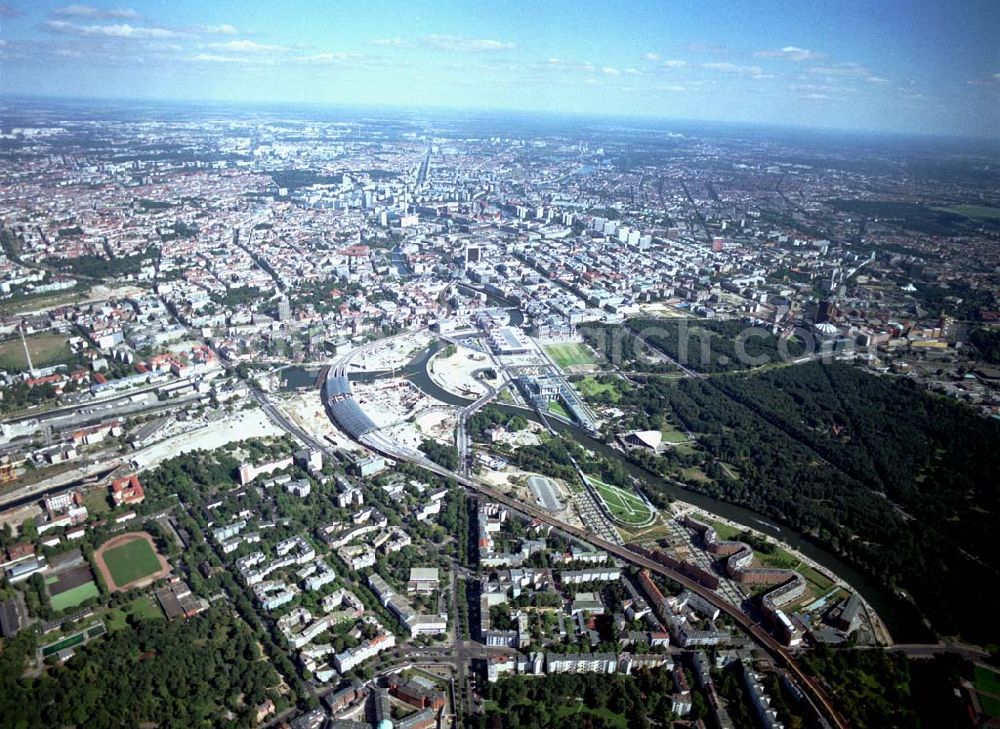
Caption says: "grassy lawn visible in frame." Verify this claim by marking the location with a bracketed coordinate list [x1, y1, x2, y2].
[704, 518, 743, 542]
[980, 693, 1000, 719]
[544, 341, 598, 369]
[587, 476, 653, 526]
[552, 702, 629, 728]
[661, 422, 690, 444]
[576, 375, 626, 402]
[548, 400, 571, 418]
[933, 204, 1000, 222]
[82, 487, 111, 515]
[681, 466, 711, 483]
[49, 581, 99, 612]
[976, 665, 1000, 697]
[799, 565, 835, 594]
[104, 595, 164, 631]
[102, 538, 162, 586]
[0, 331, 73, 371]
[0, 287, 86, 316]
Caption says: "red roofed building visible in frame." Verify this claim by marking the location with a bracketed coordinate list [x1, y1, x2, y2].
[110, 474, 145, 506]
[70, 370, 90, 384]
[5, 542, 35, 564]
[26, 374, 64, 389]
[342, 245, 370, 257]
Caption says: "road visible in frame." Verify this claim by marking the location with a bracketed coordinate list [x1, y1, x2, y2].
[315, 357, 849, 729]
[455, 380, 511, 475]
[251, 390, 337, 460]
[0, 459, 121, 510]
[312, 323, 854, 727]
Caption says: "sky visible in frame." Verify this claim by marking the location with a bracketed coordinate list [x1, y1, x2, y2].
[0, 0, 998, 138]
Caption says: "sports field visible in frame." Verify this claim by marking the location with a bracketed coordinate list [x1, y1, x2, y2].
[49, 581, 100, 611]
[977, 665, 1000, 695]
[586, 476, 654, 526]
[96, 533, 168, 590]
[46, 564, 100, 611]
[0, 331, 72, 371]
[544, 342, 597, 369]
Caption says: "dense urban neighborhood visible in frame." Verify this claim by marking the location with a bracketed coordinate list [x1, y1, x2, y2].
[1, 98, 998, 729]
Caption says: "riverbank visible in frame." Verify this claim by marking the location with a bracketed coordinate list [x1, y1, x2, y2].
[674, 501, 894, 646]
[397, 340, 926, 642]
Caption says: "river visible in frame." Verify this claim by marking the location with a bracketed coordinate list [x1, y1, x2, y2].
[382, 342, 928, 642]
[279, 366, 324, 392]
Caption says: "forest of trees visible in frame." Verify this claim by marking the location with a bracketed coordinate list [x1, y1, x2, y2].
[800, 646, 972, 729]
[631, 317, 806, 373]
[0, 380, 63, 414]
[581, 318, 806, 375]
[580, 323, 678, 374]
[419, 438, 459, 470]
[0, 609, 281, 728]
[467, 405, 528, 441]
[473, 669, 684, 729]
[46, 249, 155, 279]
[624, 362, 999, 644]
[970, 327, 1000, 364]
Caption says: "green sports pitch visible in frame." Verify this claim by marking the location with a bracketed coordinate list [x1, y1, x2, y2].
[49, 581, 99, 612]
[587, 477, 654, 526]
[544, 342, 597, 369]
[103, 538, 162, 587]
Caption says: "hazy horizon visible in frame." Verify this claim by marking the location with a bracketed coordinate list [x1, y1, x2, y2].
[0, 0, 997, 139]
[4, 92, 1000, 150]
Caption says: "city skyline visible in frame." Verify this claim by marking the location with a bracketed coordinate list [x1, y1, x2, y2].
[1, 0, 998, 138]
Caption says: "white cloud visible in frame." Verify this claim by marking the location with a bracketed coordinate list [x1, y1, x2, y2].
[866, 76, 890, 84]
[41, 19, 188, 39]
[802, 93, 831, 100]
[967, 72, 1000, 87]
[190, 53, 254, 64]
[755, 46, 825, 62]
[790, 83, 853, 97]
[602, 66, 620, 76]
[198, 24, 238, 35]
[300, 51, 362, 64]
[662, 59, 687, 68]
[643, 52, 661, 61]
[419, 34, 515, 52]
[684, 41, 729, 54]
[702, 62, 768, 78]
[52, 5, 140, 20]
[203, 39, 288, 54]
[369, 38, 409, 47]
[807, 61, 871, 78]
[541, 58, 598, 74]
